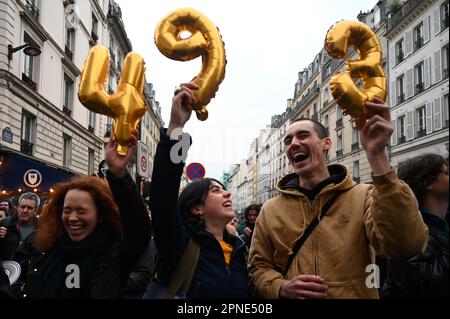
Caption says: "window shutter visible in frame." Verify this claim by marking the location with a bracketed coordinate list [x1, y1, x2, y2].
[424, 16, 430, 43]
[426, 102, 433, 134]
[390, 44, 396, 67]
[424, 56, 431, 89]
[434, 50, 442, 83]
[406, 110, 414, 140]
[433, 8, 440, 35]
[390, 80, 396, 106]
[434, 98, 442, 130]
[405, 31, 413, 56]
[406, 68, 414, 98]
[391, 118, 397, 146]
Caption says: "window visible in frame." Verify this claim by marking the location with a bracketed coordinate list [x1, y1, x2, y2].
[398, 115, 406, 143]
[395, 39, 404, 64]
[396, 75, 405, 104]
[441, 0, 449, 31]
[352, 126, 359, 151]
[442, 44, 449, 78]
[336, 134, 343, 158]
[65, 27, 75, 59]
[415, 106, 426, 138]
[105, 117, 113, 137]
[88, 111, 95, 133]
[63, 134, 72, 167]
[21, 112, 35, 156]
[336, 107, 343, 128]
[326, 64, 331, 76]
[413, 22, 424, 51]
[22, 34, 40, 89]
[63, 74, 74, 116]
[91, 13, 98, 42]
[88, 148, 95, 175]
[414, 62, 424, 94]
[353, 161, 360, 183]
[324, 114, 329, 134]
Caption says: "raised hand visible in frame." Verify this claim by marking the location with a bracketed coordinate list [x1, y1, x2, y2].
[358, 97, 393, 175]
[105, 128, 138, 177]
[167, 82, 199, 136]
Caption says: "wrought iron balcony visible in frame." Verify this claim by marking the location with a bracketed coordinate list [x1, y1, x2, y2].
[63, 106, 72, 117]
[397, 93, 405, 104]
[65, 45, 73, 60]
[336, 149, 343, 158]
[351, 142, 359, 151]
[336, 118, 343, 129]
[22, 73, 37, 90]
[442, 17, 449, 30]
[414, 37, 423, 51]
[398, 135, 406, 144]
[21, 139, 33, 156]
[415, 83, 424, 95]
[353, 176, 360, 183]
[26, 0, 39, 20]
[88, 125, 94, 133]
[396, 50, 404, 65]
[416, 128, 426, 138]
[104, 123, 113, 137]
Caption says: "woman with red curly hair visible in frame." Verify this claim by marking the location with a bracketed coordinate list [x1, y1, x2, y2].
[13, 131, 151, 299]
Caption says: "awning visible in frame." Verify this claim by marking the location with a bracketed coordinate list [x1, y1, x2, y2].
[0, 152, 75, 192]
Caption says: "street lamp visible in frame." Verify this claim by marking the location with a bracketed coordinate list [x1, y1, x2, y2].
[8, 43, 41, 60]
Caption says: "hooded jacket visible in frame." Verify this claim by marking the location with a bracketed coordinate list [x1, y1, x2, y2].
[248, 164, 428, 299]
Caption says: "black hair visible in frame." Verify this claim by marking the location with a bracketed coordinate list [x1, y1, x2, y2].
[290, 118, 329, 138]
[178, 178, 225, 227]
[397, 153, 447, 208]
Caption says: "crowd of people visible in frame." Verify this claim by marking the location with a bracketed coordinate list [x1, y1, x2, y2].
[0, 82, 447, 299]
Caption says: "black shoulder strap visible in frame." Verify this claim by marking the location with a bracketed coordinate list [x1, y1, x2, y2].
[283, 189, 347, 277]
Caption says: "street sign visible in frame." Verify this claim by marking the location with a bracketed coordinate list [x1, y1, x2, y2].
[137, 141, 149, 178]
[186, 162, 205, 181]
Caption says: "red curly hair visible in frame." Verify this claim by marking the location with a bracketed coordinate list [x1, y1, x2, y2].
[34, 176, 122, 251]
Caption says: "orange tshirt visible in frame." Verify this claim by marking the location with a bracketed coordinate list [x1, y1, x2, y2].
[219, 240, 233, 267]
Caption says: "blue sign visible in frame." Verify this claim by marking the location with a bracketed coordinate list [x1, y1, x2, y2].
[2, 127, 13, 143]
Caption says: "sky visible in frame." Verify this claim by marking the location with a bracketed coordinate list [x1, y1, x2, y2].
[115, 0, 378, 180]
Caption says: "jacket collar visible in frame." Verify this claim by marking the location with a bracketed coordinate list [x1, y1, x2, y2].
[277, 164, 355, 199]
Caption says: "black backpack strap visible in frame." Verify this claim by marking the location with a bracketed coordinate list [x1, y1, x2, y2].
[283, 190, 347, 277]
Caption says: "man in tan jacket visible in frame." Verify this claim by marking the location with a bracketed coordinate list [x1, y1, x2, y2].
[248, 98, 428, 299]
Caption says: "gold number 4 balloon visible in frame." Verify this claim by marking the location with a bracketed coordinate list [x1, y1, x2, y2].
[78, 45, 147, 155]
[154, 7, 227, 121]
[324, 20, 386, 128]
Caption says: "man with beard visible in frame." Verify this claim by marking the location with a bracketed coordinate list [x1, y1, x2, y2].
[248, 98, 428, 299]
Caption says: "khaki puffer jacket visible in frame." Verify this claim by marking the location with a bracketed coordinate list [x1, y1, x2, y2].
[248, 165, 428, 299]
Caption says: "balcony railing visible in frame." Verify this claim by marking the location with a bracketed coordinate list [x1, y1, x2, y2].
[416, 128, 426, 138]
[311, 113, 318, 121]
[336, 118, 343, 129]
[88, 125, 94, 133]
[21, 139, 33, 156]
[442, 17, 449, 30]
[443, 68, 448, 78]
[414, 37, 424, 51]
[65, 45, 73, 60]
[387, 0, 424, 33]
[22, 73, 37, 90]
[398, 135, 406, 144]
[397, 93, 405, 104]
[415, 83, 424, 95]
[444, 120, 449, 128]
[351, 142, 359, 151]
[336, 149, 343, 158]
[104, 123, 113, 137]
[396, 51, 404, 65]
[63, 106, 72, 117]
[353, 176, 360, 183]
[91, 30, 98, 43]
[26, 0, 39, 21]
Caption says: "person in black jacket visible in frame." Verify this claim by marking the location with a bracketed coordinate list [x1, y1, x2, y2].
[12, 131, 151, 298]
[381, 153, 448, 298]
[150, 82, 250, 299]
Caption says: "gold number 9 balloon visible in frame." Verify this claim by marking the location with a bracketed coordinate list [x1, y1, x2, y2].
[324, 20, 386, 128]
[154, 7, 226, 121]
[78, 45, 147, 155]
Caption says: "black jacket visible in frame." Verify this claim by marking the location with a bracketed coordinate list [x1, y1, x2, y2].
[12, 172, 151, 299]
[150, 129, 250, 299]
[381, 211, 449, 298]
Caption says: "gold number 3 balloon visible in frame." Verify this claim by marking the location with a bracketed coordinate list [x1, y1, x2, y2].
[78, 45, 147, 155]
[324, 20, 386, 128]
[154, 7, 227, 121]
